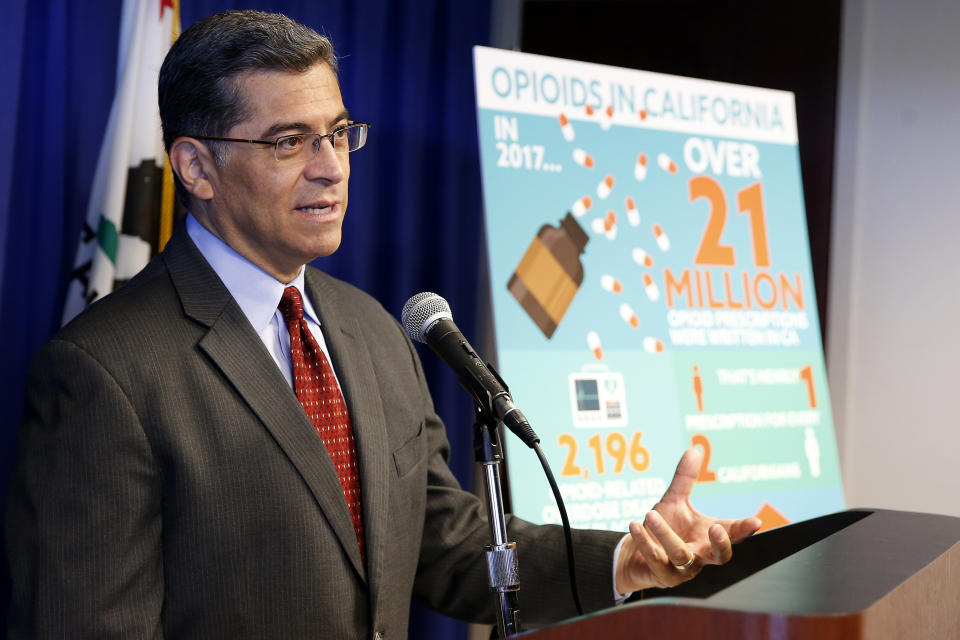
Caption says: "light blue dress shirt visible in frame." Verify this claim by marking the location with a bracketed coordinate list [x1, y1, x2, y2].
[186, 213, 342, 391]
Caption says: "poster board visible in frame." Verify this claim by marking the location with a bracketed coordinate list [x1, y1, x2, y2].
[473, 46, 844, 531]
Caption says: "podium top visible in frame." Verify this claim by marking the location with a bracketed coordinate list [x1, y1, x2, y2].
[521, 509, 960, 640]
[631, 508, 960, 615]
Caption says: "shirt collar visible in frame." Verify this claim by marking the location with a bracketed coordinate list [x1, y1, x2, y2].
[185, 213, 322, 332]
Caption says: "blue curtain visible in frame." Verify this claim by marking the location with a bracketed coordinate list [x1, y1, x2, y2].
[0, 1, 493, 638]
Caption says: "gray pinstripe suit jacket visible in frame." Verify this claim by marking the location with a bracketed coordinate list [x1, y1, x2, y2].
[6, 223, 623, 639]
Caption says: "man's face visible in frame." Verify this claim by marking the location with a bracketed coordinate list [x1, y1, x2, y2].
[200, 62, 350, 282]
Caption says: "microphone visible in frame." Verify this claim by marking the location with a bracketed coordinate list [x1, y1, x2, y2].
[401, 292, 539, 448]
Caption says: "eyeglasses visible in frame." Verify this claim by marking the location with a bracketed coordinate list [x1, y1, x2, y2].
[190, 122, 370, 163]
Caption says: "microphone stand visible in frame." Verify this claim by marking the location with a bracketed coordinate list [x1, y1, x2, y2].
[473, 399, 522, 638]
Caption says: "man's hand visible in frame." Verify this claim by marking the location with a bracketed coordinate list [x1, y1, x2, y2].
[615, 448, 762, 594]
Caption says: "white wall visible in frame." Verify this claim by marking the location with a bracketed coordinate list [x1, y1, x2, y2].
[829, 0, 960, 517]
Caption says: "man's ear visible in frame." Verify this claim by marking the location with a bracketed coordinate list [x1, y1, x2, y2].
[169, 137, 216, 201]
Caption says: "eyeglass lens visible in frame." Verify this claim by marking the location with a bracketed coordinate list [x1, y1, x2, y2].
[274, 124, 368, 162]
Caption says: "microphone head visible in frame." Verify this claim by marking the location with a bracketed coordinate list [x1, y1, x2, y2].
[401, 292, 453, 343]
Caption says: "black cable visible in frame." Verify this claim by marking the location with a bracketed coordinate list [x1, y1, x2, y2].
[533, 441, 584, 617]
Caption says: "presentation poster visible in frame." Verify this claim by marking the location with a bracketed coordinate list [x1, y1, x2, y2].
[473, 46, 844, 532]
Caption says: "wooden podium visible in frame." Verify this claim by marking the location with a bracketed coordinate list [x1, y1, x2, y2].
[521, 509, 960, 639]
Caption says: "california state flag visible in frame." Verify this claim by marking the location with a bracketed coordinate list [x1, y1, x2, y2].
[62, 0, 181, 324]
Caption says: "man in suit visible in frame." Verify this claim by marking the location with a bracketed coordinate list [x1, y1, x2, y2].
[6, 10, 760, 638]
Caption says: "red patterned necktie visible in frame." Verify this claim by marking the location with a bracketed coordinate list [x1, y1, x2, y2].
[278, 286, 364, 559]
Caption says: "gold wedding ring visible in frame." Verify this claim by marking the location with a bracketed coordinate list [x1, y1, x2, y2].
[673, 556, 695, 571]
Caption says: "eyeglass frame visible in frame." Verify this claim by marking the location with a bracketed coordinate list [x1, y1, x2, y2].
[188, 122, 371, 162]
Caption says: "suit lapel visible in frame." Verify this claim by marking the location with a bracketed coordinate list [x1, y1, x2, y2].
[304, 269, 391, 617]
[162, 225, 367, 580]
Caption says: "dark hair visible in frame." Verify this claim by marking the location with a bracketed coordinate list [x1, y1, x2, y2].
[158, 10, 338, 207]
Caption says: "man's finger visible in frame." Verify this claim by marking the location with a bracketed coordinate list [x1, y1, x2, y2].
[707, 523, 733, 564]
[723, 516, 763, 543]
[730, 517, 763, 542]
[628, 519, 668, 567]
[660, 448, 702, 503]
[644, 510, 695, 569]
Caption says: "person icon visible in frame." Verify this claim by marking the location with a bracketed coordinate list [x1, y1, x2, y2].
[693, 364, 704, 412]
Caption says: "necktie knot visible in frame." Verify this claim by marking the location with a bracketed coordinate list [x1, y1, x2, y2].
[279, 286, 304, 322]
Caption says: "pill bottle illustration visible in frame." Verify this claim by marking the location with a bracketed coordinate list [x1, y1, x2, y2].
[507, 212, 589, 338]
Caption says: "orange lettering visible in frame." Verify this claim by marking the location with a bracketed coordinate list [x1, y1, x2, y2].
[780, 272, 804, 309]
[705, 271, 724, 308]
[737, 182, 771, 267]
[723, 271, 743, 308]
[754, 272, 777, 309]
[664, 268, 692, 308]
[691, 176, 735, 266]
